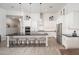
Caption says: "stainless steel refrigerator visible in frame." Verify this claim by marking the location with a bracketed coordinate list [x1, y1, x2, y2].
[56, 23, 62, 44]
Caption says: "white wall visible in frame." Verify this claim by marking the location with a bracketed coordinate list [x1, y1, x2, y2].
[7, 11, 24, 16]
[64, 3, 79, 14]
[43, 13, 56, 31]
[62, 12, 74, 34]
[31, 13, 40, 32]
[0, 8, 6, 40]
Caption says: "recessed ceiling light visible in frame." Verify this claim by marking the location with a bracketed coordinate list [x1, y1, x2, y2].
[40, 3, 42, 4]
[19, 3, 22, 4]
[49, 6, 53, 8]
[11, 6, 14, 8]
[29, 3, 32, 6]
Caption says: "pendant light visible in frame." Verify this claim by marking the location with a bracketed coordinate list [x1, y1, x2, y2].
[26, 3, 31, 20]
[29, 3, 31, 19]
[40, 3, 43, 19]
[49, 16, 54, 21]
[39, 3, 44, 31]
[39, 3, 43, 25]
[19, 3, 22, 21]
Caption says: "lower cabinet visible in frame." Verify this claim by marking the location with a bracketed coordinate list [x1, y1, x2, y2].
[62, 35, 79, 49]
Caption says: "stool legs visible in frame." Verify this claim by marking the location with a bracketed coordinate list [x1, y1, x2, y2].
[9, 37, 46, 47]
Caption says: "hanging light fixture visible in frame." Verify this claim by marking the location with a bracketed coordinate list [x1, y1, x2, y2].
[40, 3, 43, 23]
[19, 3, 22, 21]
[40, 3, 43, 19]
[38, 3, 44, 31]
[26, 3, 31, 20]
[29, 3, 31, 19]
[49, 16, 54, 21]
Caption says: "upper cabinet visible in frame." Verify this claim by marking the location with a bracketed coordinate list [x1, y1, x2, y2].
[62, 11, 79, 34]
[64, 12, 74, 28]
[73, 12, 79, 29]
[64, 12, 79, 29]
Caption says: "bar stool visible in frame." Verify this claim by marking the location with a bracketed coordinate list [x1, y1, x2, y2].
[22, 38, 26, 47]
[28, 37, 35, 47]
[11, 38, 17, 47]
[41, 40, 46, 47]
[40, 37, 46, 43]
[33, 38, 36, 46]
[38, 37, 46, 47]
[15, 38, 19, 45]
[35, 38, 40, 47]
[24, 38, 28, 45]
[22, 39, 26, 44]
[9, 36, 13, 47]
[9, 39, 14, 47]
[26, 38, 30, 46]
[18, 39, 23, 47]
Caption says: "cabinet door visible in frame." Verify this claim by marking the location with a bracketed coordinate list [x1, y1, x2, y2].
[67, 37, 79, 49]
[73, 12, 79, 29]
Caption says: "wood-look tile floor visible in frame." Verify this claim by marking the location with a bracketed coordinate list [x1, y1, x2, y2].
[0, 37, 64, 55]
[59, 49, 79, 55]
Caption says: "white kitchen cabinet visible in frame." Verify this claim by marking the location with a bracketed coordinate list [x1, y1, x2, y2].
[73, 12, 79, 29]
[62, 35, 79, 49]
[64, 11, 79, 28]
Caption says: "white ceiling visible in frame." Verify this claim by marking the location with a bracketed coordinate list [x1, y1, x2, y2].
[0, 3, 66, 13]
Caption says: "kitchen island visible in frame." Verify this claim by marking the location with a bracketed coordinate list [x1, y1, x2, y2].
[62, 34, 79, 49]
[6, 33, 48, 47]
